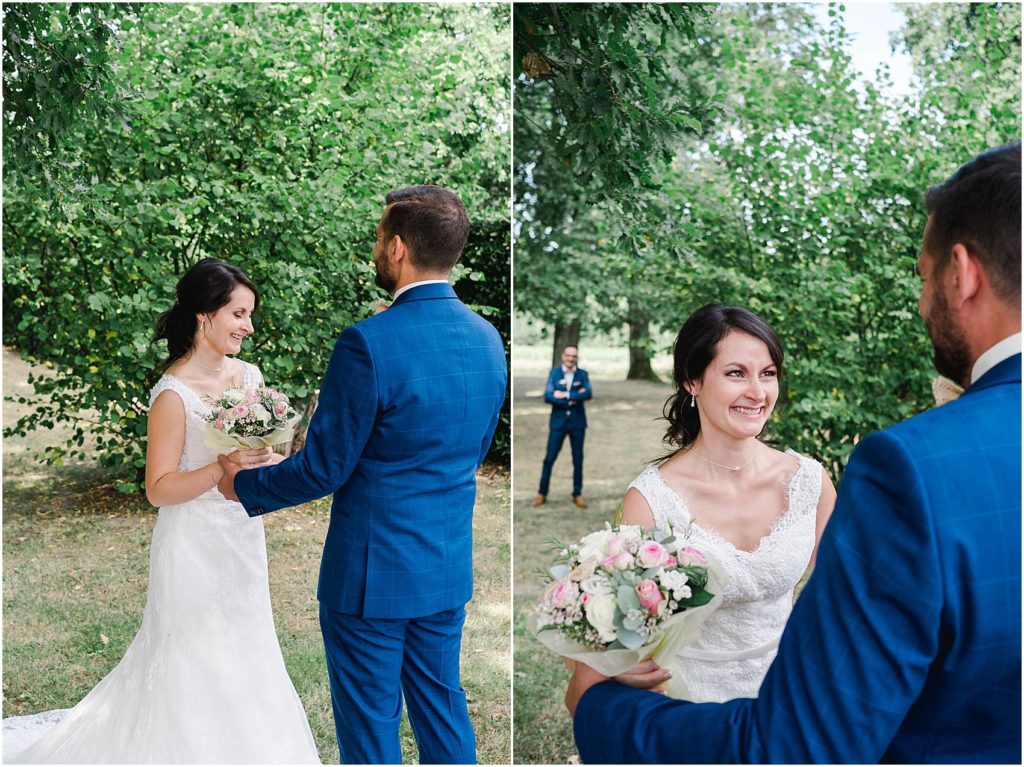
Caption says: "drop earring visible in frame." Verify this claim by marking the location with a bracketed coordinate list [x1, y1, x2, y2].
[690, 394, 696, 408]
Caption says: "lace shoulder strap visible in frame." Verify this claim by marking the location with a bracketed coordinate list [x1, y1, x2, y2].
[238, 359, 263, 389]
[784, 451, 824, 519]
[149, 375, 193, 409]
[627, 465, 693, 531]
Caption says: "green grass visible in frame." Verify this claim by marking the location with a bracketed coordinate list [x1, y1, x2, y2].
[511, 356, 673, 764]
[3, 348, 511, 764]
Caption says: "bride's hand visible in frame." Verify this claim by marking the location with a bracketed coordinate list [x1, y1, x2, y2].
[613, 659, 672, 691]
[226, 448, 275, 468]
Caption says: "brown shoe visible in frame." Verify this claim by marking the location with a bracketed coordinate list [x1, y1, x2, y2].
[572, 496, 587, 508]
[532, 494, 547, 506]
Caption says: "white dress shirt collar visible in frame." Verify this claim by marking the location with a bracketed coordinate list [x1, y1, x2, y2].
[970, 332, 1021, 385]
[393, 279, 449, 300]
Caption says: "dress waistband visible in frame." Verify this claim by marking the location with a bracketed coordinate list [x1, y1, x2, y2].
[676, 635, 780, 661]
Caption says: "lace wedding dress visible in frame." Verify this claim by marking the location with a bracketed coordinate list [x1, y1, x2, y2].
[627, 450, 822, 702]
[4, 362, 320, 764]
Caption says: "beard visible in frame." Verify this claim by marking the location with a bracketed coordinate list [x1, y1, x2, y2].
[373, 254, 398, 293]
[924, 288, 972, 386]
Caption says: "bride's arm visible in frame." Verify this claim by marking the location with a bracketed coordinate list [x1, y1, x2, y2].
[620, 487, 656, 528]
[145, 390, 272, 506]
[808, 467, 837, 571]
[146, 390, 223, 506]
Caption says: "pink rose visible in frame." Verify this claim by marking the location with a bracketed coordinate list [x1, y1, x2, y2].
[233, 405, 249, 418]
[273, 402, 289, 417]
[679, 546, 708, 566]
[637, 541, 669, 568]
[580, 592, 591, 606]
[213, 420, 226, 431]
[547, 578, 579, 609]
[606, 537, 625, 556]
[636, 579, 665, 613]
[664, 555, 677, 568]
[602, 551, 634, 571]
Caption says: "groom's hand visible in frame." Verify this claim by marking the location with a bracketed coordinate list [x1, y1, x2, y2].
[565, 662, 610, 719]
[216, 454, 242, 502]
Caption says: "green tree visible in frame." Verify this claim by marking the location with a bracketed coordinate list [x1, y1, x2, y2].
[4, 3, 510, 487]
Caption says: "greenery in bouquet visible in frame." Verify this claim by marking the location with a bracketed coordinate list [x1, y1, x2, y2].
[535, 523, 716, 651]
[199, 386, 300, 448]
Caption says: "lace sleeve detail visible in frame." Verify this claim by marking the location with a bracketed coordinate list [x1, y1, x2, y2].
[149, 375, 188, 409]
[627, 466, 693, 531]
[239, 360, 264, 389]
[783, 451, 824, 520]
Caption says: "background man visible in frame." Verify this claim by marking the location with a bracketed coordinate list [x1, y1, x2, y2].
[534, 345, 592, 508]
[567, 143, 1022, 763]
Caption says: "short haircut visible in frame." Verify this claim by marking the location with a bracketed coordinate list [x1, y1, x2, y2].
[382, 185, 469, 273]
[925, 142, 1021, 307]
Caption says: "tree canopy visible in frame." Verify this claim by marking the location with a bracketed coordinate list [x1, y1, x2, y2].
[4, 3, 511, 486]
[513, 2, 1021, 475]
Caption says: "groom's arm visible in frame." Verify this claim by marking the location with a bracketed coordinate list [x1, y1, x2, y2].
[233, 326, 377, 516]
[568, 371, 592, 401]
[574, 429, 941, 763]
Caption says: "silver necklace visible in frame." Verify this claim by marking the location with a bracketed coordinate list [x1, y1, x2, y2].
[691, 449, 756, 472]
[191, 358, 225, 373]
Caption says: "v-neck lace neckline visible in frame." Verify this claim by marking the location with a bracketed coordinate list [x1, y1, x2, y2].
[651, 451, 807, 556]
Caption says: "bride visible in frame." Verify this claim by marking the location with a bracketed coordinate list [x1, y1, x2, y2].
[569, 303, 836, 704]
[4, 258, 320, 763]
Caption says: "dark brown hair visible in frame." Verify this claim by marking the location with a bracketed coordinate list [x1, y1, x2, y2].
[381, 185, 469, 272]
[154, 258, 259, 372]
[662, 304, 784, 451]
[924, 141, 1021, 307]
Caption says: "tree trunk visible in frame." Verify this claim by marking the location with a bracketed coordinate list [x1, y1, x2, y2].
[626, 309, 659, 381]
[551, 318, 581, 368]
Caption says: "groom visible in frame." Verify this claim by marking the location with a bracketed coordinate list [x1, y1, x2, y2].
[217, 185, 507, 764]
[567, 143, 1022, 762]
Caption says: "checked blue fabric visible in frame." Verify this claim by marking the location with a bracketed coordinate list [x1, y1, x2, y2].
[574, 355, 1021, 764]
[235, 282, 506, 764]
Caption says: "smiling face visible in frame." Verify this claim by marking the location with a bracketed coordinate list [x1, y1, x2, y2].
[198, 285, 256, 356]
[561, 346, 578, 370]
[687, 330, 779, 441]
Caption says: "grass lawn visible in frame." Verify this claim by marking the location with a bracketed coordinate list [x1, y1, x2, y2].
[512, 346, 673, 764]
[3, 347, 511, 764]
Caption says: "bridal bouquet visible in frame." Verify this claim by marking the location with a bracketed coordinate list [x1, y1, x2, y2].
[199, 386, 302, 452]
[528, 523, 727, 700]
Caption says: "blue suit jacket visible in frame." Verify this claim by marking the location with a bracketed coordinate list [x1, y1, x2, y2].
[575, 354, 1022, 763]
[235, 283, 507, 618]
[544, 366, 592, 430]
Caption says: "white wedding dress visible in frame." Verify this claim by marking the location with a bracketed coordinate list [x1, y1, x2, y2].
[627, 450, 822, 702]
[4, 362, 320, 763]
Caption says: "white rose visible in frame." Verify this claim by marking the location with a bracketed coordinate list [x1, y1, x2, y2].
[222, 388, 246, 406]
[579, 574, 613, 596]
[616, 525, 644, 544]
[248, 403, 272, 425]
[577, 529, 613, 563]
[584, 593, 618, 643]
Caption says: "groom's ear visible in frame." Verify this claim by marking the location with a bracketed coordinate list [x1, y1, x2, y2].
[948, 243, 982, 309]
[390, 234, 409, 264]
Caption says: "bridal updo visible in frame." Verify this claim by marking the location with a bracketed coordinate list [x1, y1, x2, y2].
[154, 258, 260, 372]
[661, 304, 784, 451]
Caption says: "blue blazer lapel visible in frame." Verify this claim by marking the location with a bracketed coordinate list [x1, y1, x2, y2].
[390, 282, 457, 306]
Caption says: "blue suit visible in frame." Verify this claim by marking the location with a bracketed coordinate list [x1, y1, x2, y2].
[575, 355, 1021, 763]
[235, 283, 507, 764]
[538, 366, 592, 497]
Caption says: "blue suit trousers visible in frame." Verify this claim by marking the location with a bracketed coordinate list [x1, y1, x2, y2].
[320, 604, 476, 765]
[538, 422, 585, 497]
